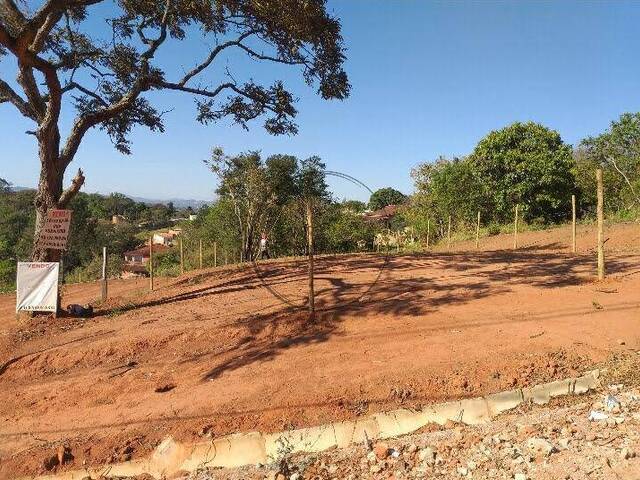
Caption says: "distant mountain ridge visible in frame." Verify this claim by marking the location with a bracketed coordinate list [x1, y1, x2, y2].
[8, 185, 212, 210]
[128, 196, 211, 209]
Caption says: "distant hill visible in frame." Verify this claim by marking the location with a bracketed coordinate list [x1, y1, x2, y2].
[7, 186, 211, 210]
[128, 196, 211, 210]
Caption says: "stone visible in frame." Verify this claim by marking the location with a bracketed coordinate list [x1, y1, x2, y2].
[514, 474, 527, 480]
[526, 438, 555, 456]
[457, 466, 468, 476]
[621, 447, 636, 460]
[419, 447, 436, 464]
[374, 441, 390, 460]
[370, 464, 382, 473]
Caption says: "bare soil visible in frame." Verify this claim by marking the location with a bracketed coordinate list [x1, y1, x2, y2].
[1, 222, 639, 479]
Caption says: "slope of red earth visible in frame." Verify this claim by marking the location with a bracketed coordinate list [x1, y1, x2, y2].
[0, 222, 639, 478]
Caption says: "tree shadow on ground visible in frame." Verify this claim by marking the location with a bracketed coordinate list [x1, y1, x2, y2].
[194, 249, 639, 381]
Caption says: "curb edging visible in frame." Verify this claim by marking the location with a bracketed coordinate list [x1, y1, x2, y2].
[26, 370, 601, 480]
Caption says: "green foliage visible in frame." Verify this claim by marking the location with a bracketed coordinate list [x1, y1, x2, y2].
[578, 113, 640, 214]
[470, 121, 575, 224]
[368, 187, 407, 210]
[411, 157, 484, 228]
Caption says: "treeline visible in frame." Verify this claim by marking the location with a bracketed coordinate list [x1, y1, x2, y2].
[403, 114, 640, 242]
[0, 186, 191, 291]
[176, 151, 385, 273]
[2, 112, 638, 290]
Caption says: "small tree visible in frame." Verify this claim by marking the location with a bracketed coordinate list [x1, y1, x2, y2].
[296, 156, 328, 313]
[0, 0, 350, 261]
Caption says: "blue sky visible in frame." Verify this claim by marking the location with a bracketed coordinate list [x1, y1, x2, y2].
[1, 1, 640, 202]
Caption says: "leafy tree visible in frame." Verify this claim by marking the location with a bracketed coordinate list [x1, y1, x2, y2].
[368, 187, 407, 210]
[411, 156, 485, 227]
[0, 178, 10, 193]
[578, 113, 640, 212]
[207, 149, 306, 260]
[0, 0, 350, 261]
[470, 121, 575, 224]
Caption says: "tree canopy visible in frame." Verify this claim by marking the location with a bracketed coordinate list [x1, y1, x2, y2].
[368, 187, 407, 211]
[577, 113, 640, 211]
[470, 121, 575, 223]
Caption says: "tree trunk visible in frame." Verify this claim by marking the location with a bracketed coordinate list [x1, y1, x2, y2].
[32, 152, 64, 262]
[31, 136, 85, 262]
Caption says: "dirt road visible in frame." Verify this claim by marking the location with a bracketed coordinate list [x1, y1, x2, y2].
[0, 222, 639, 478]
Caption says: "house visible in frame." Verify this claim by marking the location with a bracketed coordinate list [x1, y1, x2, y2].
[122, 244, 170, 276]
[189, 214, 198, 221]
[363, 204, 398, 222]
[152, 232, 176, 246]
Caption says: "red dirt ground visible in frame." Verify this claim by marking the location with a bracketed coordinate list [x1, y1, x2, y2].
[0, 222, 639, 478]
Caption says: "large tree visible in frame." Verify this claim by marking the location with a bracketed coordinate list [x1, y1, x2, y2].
[0, 0, 350, 261]
[470, 121, 575, 224]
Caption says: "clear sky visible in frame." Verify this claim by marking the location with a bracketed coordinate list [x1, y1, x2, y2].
[1, 1, 640, 202]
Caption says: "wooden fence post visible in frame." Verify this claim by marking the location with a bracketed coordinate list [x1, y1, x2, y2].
[214, 242, 217, 267]
[179, 238, 184, 275]
[513, 204, 519, 249]
[199, 239, 203, 269]
[475, 211, 480, 250]
[101, 246, 107, 302]
[306, 200, 315, 313]
[426, 218, 430, 248]
[597, 169, 605, 280]
[571, 194, 577, 254]
[149, 237, 154, 291]
[447, 216, 452, 250]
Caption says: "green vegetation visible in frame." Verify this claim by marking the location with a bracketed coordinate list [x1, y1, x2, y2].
[2, 112, 639, 292]
[405, 117, 640, 243]
[368, 187, 407, 210]
[0, 184, 189, 292]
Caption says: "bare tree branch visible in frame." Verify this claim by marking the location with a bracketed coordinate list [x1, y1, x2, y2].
[608, 156, 640, 205]
[62, 81, 108, 106]
[0, 0, 27, 35]
[0, 77, 36, 119]
[178, 30, 257, 87]
[30, 11, 62, 53]
[58, 167, 85, 207]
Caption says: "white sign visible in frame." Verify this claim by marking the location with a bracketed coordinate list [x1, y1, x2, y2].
[16, 262, 59, 313]
[37, 209, 72, 250]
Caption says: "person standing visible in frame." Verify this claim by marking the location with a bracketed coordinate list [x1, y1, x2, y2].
[259, 232, 270, 260]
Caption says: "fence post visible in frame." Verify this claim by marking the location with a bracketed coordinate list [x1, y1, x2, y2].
[306, 200, 315, 313]
[199, 239, 203, 269]
[214, 242, 217, 267]
[571, 194, 577, 254]
[426, 218, 430, 248]
[475, 211, 480, 250]
[597, 169, 605, 280]
[447, 215, 452, 250]
[101, 246, 108, 302]
[149, 237, 154, 291]
[513, 204, 519, 249]
[179, 238, 184, 275]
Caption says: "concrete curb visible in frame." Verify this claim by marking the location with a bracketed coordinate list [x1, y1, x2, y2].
[26, 370, 601, 480]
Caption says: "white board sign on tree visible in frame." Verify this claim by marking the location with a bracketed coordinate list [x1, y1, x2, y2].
[37, 209, 72, 250]
[16, 262, 59, 313]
